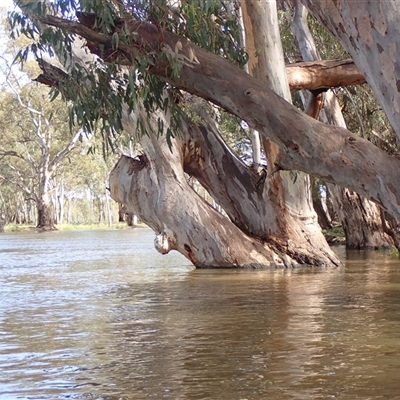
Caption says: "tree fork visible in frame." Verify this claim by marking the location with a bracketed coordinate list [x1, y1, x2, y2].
[33, 14, 400, 223]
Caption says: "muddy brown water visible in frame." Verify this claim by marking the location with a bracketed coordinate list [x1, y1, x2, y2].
[1, 228, 400, 399]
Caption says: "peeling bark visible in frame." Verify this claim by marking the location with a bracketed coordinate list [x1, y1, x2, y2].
[109, 124, 340, 268]
[301, 0, 400, 143]
[286, 59, 366, 91]
[36, 13, 400, 223]
[294, 0, 398, 250]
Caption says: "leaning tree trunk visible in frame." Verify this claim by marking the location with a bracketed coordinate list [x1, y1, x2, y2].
[111, 120, 290, 267]
[109, 109, 339, 267]
[293, 0, 396, 249]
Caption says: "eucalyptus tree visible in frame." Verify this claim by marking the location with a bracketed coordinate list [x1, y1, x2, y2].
[291, 0, 397, 249]
[9, 0, 400, 266]
[0, 64, 82, 229]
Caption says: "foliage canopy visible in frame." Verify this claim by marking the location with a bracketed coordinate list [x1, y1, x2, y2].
[9, 0, 248, 145]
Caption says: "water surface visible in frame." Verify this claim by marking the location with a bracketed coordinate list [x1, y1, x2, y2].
[1, 229, 400, 399]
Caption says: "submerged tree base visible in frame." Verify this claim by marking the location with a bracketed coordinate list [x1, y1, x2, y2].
[109, 129, 342, 269]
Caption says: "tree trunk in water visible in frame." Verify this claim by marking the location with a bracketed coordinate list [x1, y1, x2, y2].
[37, 200, 56, 230]
[110, 105, 341, 268]
[110, 138, 280, 268]
[126, 214, 137, 227]
[330, 188, 394, 249]
[36, 169, 56, 230]
[239, 0, 338, 262]
[293, 0, 397, 249]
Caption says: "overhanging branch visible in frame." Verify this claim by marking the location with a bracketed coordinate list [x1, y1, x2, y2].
[31, 14, 400, 221]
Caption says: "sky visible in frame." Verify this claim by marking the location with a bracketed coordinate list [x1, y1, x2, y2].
[3, 0, 15, 11]
[0, 1, 25, 87]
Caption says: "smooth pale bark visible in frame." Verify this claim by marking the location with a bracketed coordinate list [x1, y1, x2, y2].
[237, 3, 261, 168]
[286, 59, 366, 91]
[240, 0, 337, 263]
[109, 115, 303, 268]
[36, 14, 400, 224]
[294, 0, 397, 249]
[301, 0, 400, 143]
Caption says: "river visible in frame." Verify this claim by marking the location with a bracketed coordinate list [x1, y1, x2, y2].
[1, 228, 400, 399]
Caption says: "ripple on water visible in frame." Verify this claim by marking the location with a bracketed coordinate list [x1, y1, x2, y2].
[1, 233, 400, 399]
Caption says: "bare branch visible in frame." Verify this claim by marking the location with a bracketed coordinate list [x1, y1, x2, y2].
[286, 59, 366, 91]
[49, 129, 81, 172]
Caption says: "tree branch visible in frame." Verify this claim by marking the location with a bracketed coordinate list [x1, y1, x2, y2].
[49, 129, 81, 172]
[286, 59, 366, 91]
[30, 14, 400, 221]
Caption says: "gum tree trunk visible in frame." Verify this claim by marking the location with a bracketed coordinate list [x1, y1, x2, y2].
[110, 113, 312, 268]
[239, 0, 337, 264]
[294, 0, 396, 249]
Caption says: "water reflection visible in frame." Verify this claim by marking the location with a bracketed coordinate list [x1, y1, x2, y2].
[1, 229, 400, 399]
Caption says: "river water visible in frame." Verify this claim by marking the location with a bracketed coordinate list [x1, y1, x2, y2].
[1, 228, 400, 399]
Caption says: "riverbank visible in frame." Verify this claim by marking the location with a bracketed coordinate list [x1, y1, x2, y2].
[3, 222, 147, 233]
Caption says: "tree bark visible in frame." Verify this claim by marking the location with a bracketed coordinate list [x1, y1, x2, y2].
[330, 188, 394, 249]
[36, 13, 400, 224]
[300, 0, 400, 144]
[286, 59, 366, 91]
[239, 0, 337, 263]
[109, 115, 339, 267]
[37, 199, 55, 230]
[293, 0, 397, 250]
